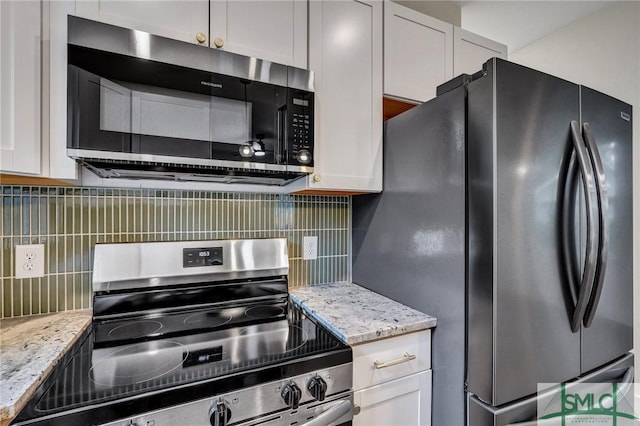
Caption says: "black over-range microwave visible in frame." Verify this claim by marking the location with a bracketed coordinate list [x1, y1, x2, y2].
[66, 16, 314, 185]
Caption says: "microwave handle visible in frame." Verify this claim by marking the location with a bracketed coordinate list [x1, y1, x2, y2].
[277, 106, 287, 165]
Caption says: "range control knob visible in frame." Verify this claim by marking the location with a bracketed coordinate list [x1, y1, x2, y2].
[307, 376, 328, 401]
[281, 382, 302, 409]
[209, 400, 232, 426]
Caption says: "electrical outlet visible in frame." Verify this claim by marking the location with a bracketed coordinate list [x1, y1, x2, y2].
[302, 236, 318, 260]
[15, 244, 45, 279]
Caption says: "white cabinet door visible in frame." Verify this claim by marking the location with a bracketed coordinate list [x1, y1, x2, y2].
[75, 0, 208, 45]
[383, 1, 453, 103]
[0, 0, 41, 175]
[45, 0, 79, 179]
[210, 0, 307, 68]
[305, 0, 382, 193]
[353, 370, 432, 426]
[453, 26, 507, 76]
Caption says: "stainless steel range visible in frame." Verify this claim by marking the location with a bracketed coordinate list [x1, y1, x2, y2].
[13, 239, 353, 426]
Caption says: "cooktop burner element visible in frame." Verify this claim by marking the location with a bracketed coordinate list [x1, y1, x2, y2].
[183, 311, 233, 327]
[13, 238, 353, 426]
[107, 320, 163, 340]
[276, 324, 307, 354]
[245, 305, 285, 319]
[89, 341, 189, 387]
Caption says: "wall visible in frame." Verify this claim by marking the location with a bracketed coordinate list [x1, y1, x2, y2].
[460, 2, 610, 53]
[509, 0, 640, 400]
[0, 185, 350, 318]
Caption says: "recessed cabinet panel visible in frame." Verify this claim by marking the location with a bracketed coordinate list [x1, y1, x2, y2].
[75, 0, 209, 45]
[353, 370, 431, 426]
[210, 1, 307, 68]
[384, 2, 453, 103]
[453, 26, 507, 76]
[0, 0, 41, 175]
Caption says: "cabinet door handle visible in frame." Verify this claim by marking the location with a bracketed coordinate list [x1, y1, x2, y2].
[373, 352, 416, 369]
[213, 37, 224, 48]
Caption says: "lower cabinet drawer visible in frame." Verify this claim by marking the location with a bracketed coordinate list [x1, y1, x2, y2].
[352, 330, 430, 391]
[353, 370, 432, 426]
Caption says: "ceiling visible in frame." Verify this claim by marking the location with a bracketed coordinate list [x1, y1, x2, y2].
[455, 1, 614, 53]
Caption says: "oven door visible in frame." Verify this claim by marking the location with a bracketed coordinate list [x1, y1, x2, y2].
[238, 392, 353, 426]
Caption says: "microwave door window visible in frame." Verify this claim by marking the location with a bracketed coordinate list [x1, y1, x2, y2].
[98, 79, 253, 160]
[131, 88, 211, 142]
[128, 83, 211, 158]
[99, 78, 132, 134]
[209, 97, 252, 146]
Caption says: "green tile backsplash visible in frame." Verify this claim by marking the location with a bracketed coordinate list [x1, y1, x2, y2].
[0, 186, 350, 318]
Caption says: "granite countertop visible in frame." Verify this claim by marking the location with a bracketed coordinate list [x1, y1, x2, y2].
[0, 310, 92, 423]
[290, 282, 436, 345]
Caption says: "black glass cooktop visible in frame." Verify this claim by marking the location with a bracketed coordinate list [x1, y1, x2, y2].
[92, 299, 288, 346]
[14, 303, 351, 426]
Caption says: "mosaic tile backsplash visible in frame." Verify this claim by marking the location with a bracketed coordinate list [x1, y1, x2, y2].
[0, 186, 350, 318]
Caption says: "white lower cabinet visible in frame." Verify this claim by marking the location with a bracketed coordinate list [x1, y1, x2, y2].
[352, 330, 432, 426]
[354, 370, 431, 426]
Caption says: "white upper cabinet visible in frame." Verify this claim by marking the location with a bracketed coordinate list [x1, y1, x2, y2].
[384, 1, 453, 103]
[1, 0, 41, 175]
[210, 1, 307, 68]
[75, 1, 307, 68]
[453, 26, 507, 76]
[300, 0, 382, 193]
[75, 1, 209, 45]
[383, 2, 507, 104]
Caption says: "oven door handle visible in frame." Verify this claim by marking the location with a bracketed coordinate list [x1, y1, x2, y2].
[300, 400, 353, 426]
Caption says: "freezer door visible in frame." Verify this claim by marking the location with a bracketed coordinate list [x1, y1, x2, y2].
[467, 353, 634, 426]
[579, 87, 633, 373]
[467, 59, 582, 406]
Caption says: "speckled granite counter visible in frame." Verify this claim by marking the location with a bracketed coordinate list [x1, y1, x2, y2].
[0, 310, 92, 423]
[290, 282, 436, 345]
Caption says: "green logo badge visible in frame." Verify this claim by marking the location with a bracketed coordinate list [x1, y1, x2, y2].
[537, 382, 637, 425]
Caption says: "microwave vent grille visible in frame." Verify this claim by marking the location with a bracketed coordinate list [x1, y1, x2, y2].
[76, 156, 308, 186]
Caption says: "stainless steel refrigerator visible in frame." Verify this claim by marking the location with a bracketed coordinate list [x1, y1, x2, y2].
[352, 58, 634, 425]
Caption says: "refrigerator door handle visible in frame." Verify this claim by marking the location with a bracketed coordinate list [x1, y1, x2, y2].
[581, 122, 609, 328]
[561, 151, 580, 307]
[568, 120, 599, 333]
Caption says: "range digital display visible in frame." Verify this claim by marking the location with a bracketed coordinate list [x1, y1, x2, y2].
[183, 247, 223, 268]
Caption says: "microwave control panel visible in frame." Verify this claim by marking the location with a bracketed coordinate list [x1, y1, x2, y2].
[287, 90, 314, 166]
[291, 112, 311, 153]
